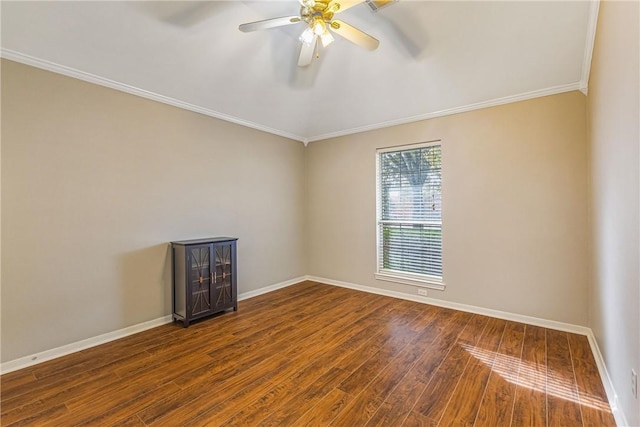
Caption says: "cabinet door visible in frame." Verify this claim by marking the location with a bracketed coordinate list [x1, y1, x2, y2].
[213, 242, 235, 309]
[186, 244, 214, 318]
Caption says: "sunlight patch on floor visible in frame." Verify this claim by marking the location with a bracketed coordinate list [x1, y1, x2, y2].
[461, 343, 611, 412]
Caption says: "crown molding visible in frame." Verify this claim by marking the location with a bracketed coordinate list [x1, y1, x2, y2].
[579, 0, 600, 95]
[306, 82, 583, 143]
[1, 48, 588, 147]
[0, 49, 307, 144]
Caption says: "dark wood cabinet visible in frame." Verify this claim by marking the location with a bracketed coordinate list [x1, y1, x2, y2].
[171, 237, 238, 327]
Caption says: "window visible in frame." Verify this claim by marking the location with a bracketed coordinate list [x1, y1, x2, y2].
[376, 141, 444, 289]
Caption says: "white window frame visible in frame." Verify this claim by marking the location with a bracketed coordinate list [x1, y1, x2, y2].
[375, 140, 445, 290]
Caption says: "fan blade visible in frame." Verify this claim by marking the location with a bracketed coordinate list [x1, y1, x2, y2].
[298, 37, 317, 67]
[330, 20, 379, 50]
[330, 0, 363, 13]
[364, 0, 397, 12]
[239, 16, 301, 32]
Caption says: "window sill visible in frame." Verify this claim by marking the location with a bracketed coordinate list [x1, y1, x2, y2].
[375, 271, 445, 291]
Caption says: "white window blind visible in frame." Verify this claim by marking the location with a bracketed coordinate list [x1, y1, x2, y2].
[376, 142, 443, 287]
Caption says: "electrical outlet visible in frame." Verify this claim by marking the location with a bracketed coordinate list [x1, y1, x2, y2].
[417, 289, 428, 296]
[632, 369, 637, 399]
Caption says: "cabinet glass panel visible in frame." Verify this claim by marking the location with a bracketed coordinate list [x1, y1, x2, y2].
[214, 244, 233, 307]
[188, 245, 212, 316]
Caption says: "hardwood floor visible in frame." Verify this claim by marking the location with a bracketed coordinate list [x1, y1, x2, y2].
[0, 281, 616, 426]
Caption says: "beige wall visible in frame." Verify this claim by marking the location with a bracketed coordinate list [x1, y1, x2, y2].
[587, 1, 640, 424]
[3, 29, 632, 410]
[307, 91, 589, 325]
[1, 60, 307, 362]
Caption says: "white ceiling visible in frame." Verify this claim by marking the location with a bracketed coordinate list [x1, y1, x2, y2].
[1, 1, 597, 143]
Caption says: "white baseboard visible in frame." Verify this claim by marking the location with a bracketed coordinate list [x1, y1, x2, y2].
[307, 275, 626, 426]
[586, 332, 628, 427]
[1, 274, 626, 427]
[307, 275, 591, 334]
[0, 276, 306, 375]
[0, 315, 174, 375]
[237, 276, 307, 301]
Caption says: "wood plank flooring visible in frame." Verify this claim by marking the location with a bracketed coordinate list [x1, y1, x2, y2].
[0, 281, 616, 426]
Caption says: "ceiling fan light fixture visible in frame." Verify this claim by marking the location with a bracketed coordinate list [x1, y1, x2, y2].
[299, 27, 315, 45]
[320, 30, 334, 47]
[327, 2, 341, 14]
[239, 0, 381, 66]
[312, 17, 327, 36]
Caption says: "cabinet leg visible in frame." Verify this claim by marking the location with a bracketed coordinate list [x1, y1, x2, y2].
[233, 305, 238, 312]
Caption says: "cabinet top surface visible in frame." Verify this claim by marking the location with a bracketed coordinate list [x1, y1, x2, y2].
[171, 237, 238, 246]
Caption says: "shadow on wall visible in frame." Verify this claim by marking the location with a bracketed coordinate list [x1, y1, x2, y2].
[117, 243, 173, 326]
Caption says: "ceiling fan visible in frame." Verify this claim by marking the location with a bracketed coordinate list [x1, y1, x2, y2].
[239, 0, 386, 67]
